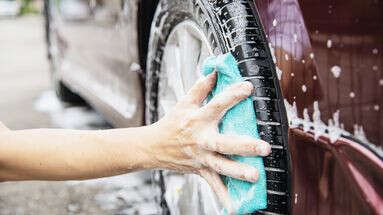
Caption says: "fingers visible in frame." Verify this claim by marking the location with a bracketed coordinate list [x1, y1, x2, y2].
[201, 134, 271, 156]
[200, 81, 253, 119]
[200, 151, 259, 183]
[183, 72, 217, 105]
[199, 169, 234, 213]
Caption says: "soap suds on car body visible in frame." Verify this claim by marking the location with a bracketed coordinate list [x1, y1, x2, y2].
[268, 43, 283, 80]
[284, 100, 348, 143]
[330, 65, 342, 78]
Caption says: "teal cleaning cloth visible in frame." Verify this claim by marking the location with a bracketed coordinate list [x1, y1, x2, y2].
[202, 53, 267, 214]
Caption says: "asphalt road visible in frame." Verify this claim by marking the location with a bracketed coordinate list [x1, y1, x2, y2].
[0, 16, 155, 215]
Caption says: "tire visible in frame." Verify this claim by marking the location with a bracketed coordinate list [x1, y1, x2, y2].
[146, 0, 290, 214]
[44, 0, 85, 104]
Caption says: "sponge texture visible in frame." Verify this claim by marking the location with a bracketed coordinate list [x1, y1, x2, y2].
[202, 53, 267, 214]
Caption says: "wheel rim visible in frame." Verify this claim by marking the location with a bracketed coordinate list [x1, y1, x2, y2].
[158, 20, 213, 117]
[156, 20, 224, 214]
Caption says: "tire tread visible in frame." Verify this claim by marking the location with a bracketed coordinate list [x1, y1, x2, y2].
[209, 0, 290, 214]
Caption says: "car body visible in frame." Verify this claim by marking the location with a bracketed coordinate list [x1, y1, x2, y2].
[44, 0, 383, 214]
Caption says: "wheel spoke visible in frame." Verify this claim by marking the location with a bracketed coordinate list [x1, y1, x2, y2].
[177, 26, 204, 92]
[159, 21, 214, 117]
[159, 44, 180, 116]
[164, 43, 185, 99]
[195, 39, 213, 81]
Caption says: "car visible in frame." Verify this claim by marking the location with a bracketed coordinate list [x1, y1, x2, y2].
[43, 0, 383, 214]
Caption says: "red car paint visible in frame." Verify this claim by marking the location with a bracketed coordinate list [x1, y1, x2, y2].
[254, 0, 383, 213]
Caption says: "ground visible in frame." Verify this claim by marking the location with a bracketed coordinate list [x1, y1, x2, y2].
[0, 16, 156, 215]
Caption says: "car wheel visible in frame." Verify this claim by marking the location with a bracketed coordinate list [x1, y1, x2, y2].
[44, 0, 84, 104]
[146, 0, 290, 214]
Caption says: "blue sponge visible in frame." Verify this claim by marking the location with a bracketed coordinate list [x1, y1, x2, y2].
[202, 53, 267, 214]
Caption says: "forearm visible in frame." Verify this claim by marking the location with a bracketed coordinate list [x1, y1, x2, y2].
[0, 126, 158, 181]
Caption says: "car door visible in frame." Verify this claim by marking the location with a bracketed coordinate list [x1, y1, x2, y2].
[254, 0, 383, 214]
[53, 0, 143, 126]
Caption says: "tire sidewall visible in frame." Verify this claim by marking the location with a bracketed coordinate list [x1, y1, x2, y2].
[145, 0, 227, 125]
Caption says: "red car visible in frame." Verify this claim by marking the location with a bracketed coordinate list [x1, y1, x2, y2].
[44, 0, 383, 214]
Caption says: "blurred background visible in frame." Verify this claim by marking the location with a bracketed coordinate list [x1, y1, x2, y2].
[0, 0, 155, 214]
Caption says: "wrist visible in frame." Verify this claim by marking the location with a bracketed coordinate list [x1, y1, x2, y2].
[103, 126, 160, 172]
[145, 120, 178, 169]
[141, 122, 168, 170]
[137, 124, 163, 170]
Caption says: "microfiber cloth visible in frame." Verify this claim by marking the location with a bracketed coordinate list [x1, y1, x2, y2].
[202, 53, 267, 214]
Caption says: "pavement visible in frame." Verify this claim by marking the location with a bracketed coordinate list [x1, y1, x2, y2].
[0, 16, 156, 215]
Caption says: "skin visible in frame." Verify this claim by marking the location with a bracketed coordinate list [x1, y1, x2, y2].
[0, 72, 271, 213]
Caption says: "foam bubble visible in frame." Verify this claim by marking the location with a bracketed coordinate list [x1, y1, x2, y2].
[272, 19, 278, 27]
[330, 65, 342, 78]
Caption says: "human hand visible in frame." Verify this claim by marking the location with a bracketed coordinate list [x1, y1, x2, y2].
[149, 72, 271, 213]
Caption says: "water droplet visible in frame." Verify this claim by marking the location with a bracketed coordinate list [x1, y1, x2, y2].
[350, 92, 355, 98]
[291, 73, 295, 77]
[276, 66, 283, 80]
[302, 85, 307, 92]
[330, 65, 342, 78]
[302, 59, 306, 64]
[374, 105, 380, 111]
[380, 79, 383, 86]
[309, 53, 315, 59]
[293, 34, 298, 43]
[373, 65, 378, 71]
[327, 39, 332, 48]
[273, 19, 278, 27]
[372, 48, 378, 54]
[269, 43, 277, 63]
[284, 54, 289, 61]
[313, 75, 317, 80]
